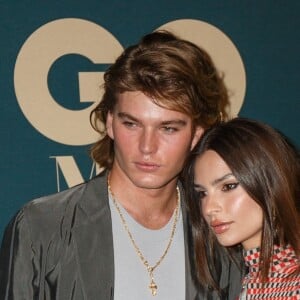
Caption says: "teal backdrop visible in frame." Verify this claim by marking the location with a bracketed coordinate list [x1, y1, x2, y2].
[0, 1, 299, 240]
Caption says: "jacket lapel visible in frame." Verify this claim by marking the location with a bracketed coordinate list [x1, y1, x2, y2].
[73, 173, 114, 299]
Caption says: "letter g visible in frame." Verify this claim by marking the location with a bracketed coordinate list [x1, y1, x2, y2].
[14, 18, 123, 145]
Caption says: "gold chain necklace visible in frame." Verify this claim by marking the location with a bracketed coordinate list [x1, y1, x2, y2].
[108, 178, 180, 296]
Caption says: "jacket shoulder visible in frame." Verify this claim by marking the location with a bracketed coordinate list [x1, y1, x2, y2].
[16, 173, 108, 240]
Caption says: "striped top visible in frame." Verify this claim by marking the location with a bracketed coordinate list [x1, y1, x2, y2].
[239, 245, 300, 299]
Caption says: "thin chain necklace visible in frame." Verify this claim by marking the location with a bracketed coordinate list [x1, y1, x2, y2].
[108, 178, 180, 296]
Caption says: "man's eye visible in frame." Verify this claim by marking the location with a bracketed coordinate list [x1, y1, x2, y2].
[123, 121, 137, 128]
[162, 126, 178, 133]
[222, 182, 239, 192]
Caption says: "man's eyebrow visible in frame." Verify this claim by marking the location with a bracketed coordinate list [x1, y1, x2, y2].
[117, 112, 187, 126]
[117, 112, 139, 122]
[160, 120, 187, 126]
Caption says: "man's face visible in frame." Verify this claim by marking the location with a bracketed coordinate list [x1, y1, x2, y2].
[107, 91, 203, 190]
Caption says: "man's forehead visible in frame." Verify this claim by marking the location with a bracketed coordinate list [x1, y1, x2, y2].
[116, 91, 191, 118]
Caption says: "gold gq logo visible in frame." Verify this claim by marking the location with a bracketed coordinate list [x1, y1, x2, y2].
[14, 18, 246, 189]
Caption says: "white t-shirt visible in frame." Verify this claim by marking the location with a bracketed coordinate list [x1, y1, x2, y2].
[109, 194, 186, 300]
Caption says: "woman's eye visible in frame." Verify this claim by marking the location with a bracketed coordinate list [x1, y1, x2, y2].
[222, 182, 239, 192]
[196, 190, 207, 199]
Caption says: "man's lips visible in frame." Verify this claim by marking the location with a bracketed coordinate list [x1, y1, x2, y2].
[135, 161, 160, 171]
[210, 220, 233, 235]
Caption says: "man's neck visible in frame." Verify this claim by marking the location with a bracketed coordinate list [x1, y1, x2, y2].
[107, 170, 179, 229]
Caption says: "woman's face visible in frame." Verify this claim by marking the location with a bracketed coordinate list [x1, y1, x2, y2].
[193, 150, 263, 250]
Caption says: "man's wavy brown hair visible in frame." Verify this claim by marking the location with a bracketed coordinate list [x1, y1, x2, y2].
[90, 30, 229, 169]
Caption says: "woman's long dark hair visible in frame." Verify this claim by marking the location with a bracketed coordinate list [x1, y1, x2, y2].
[182, 117, 300, 289]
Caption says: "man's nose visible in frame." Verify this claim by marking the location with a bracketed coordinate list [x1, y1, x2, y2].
[139, 128, 158, 154]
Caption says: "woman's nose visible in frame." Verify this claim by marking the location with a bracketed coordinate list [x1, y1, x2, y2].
[202, 194, 222, 217]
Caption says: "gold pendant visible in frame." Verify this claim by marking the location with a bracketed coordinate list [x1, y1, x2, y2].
[149, 278, 158, 296]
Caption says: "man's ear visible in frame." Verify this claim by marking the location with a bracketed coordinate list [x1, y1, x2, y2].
[191, 126, 204, 150]
[106, 111, 114, 140]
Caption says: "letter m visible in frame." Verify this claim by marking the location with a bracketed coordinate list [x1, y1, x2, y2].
[50, 156, 102, 192]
